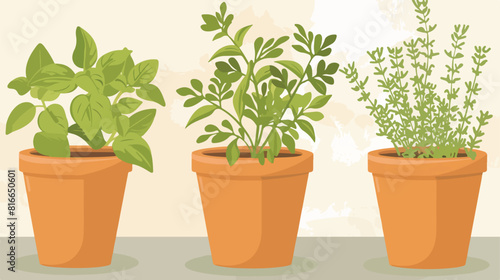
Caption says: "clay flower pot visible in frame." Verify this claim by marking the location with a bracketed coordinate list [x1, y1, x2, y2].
[368, 148, 487, 269]
[192, 147, 313, 268]
[19, 146, 132, 268]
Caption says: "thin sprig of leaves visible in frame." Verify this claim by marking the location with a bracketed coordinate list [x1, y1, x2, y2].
[340, 0, 492, 159]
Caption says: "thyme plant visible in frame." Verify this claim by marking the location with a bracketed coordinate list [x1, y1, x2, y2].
[177, 3, 339, 165]
[340, 0, 492, 159]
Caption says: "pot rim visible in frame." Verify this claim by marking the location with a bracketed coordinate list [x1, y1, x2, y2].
[192, 146, 313, 178]
[368, 148, 487, 178]
[19, 146, 132, 177]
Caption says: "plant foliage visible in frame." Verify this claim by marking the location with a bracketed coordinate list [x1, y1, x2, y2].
[340, 0, 492, 159]
[178, 2, 338, 165]
[7, 27, 165, 172]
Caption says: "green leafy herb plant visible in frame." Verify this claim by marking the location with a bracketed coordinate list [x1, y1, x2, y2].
[177, 2, 339, 165]
[340, 0, 492, 159]
[7, 27, 165, 172]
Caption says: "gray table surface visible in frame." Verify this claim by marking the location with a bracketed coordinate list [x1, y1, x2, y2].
[0, 237, 498, 280]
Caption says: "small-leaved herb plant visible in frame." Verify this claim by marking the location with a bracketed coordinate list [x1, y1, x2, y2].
[177, 2, 338, 165]
[340, 0, 492, 159]
[6, 27, 165, 172]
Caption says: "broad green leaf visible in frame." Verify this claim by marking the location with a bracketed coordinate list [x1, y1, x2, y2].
[6, 102, 36, 134]
[304, 112, 325, 121]
[75, 68, 105, 95]
[8, 77, 30, 95]
[26, 44, 54, 80]
[123, 56, 135, 79]
[38, 104, 68, 134]
[127, 59, 159, 87]
[33, 132, 70, 157]
[30, 64, 76, 93]
[282, 133, 296, 153]
[129, 109, 156, 136]
[113, 133, 153, 172]
[205, 124, 218, 132]
[209, 45, 241, 62]
[234, 62, 253, 120]
[191, 79, 203, 92]
[116, 97, 142, 114]
[116, 115, 130, 136]
[226, 139, 240, 166]
[73, 26, 98, 69]
[70, 94, 100, 139]
[186, 105, 217, 127]
[91, 94, 114, 133]
[103, 84, 119, 96]
[297, 119, 316, 141]
[222, 120, 233, 131]
[235, 25, 252, 47]
[68, 124, 106, 150]
[97, 48, 133, 83]
[276, 60, 304, 77]
[136, 84, 165, 106]
[308, 95, 332, 109]
[255, 66, 272, 83]
[30, 87, 60, 101]
[109, 75, 128, 92]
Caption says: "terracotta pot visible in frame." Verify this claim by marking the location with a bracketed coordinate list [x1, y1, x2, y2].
[192, 147, 313, 268]
[19, 146, 132, 268]
[368, 148, 487, 269]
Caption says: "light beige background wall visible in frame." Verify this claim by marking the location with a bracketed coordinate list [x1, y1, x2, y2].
[1, 0, 499, 237]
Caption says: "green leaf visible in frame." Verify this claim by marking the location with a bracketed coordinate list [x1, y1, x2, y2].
[212, 132, 232, 143]
[70, 94, 100, 140]
[235, 25, 252, 47]
[97, 48, 133, 83]
[255, 66, 272, 83]
[304, 112, 325, 121]
[8, 77, 31, 95]
[234, 62, 253, 120]
[297, 119, 316, 141]
[91, 94, 114, 134]
[201, 14, 220, 32]
[38, 104, 68, 134]
[310, 78, 327, 94]
[73, 27, 98, 69]
[6, 102, 36, 134]
[184, 96, 203, 107]
[136, 84, 165, 106]
[196, 134, 211, 143]
[276, 60, 304, 77]
[30, 87, 60, 101]
[186, 105, 217, 127]
[209, 45, 241, 62]
[109, 75, 128, 92]
[116, 98, 143, 114]
[269, 129, 281, 156]
[26, 44, 54, 80]
[191, 79, 203, 92]
[113, 133, 153, 172]
[68, 124, 106, 150]
[282, 133, 296, 153]
[33, 132, 70, 157]
[262, 48, 284, 59]
[129, 109, 156, 136]
[226, 139, 240, 166]
[30, 64, 76, 93]
[103, 84, 119, 96]
[123, 56, 135, 79]
[308, 95, 332, 109]
[116, 115, 130, 136]
[127, 59, 159, 87]
[74, 68, 105, 95]
[177, 87, 196, 96]
[222, 120, 233, 131]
